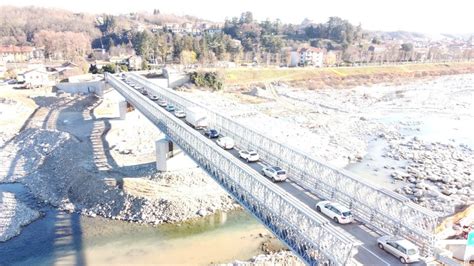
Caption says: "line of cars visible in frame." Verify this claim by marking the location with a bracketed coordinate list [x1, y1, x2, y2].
[122, 76, 421, 264]
[124, 78, 185, 119]
[202, 128, 287, 181]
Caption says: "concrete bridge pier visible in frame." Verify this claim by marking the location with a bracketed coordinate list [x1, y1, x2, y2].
[118, 100, 127, 120]
[156, 137, 176, 172]
[155, 137, 197, 172]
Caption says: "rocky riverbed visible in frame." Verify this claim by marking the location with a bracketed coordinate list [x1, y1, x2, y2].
[180, 73, 474, 216]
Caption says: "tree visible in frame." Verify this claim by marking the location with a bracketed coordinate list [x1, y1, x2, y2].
[400, 43, 414, 61]
[239, 11, 254, 24]
[180, 50, 197, 65]
[34, 30, 91, 60]
[371, 37, 381, 44]
[133, 30, 153, 60]
[88, 64, 101, 74]
[102, 63, 117, 73]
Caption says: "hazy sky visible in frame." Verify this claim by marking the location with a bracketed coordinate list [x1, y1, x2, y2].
[2, 0, 473, 34]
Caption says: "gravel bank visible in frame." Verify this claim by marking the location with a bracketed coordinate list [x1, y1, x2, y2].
[1, 92, 236, 228]
[224, 251, 303, 266]
[0, 191, 40, 242]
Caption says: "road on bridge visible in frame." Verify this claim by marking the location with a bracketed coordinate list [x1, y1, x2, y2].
[119, 76, 427, 266]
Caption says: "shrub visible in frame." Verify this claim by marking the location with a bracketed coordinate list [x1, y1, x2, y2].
[190, 71, 223, 91]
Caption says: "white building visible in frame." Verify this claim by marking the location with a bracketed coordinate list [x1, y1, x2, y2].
[290, 47, 324, 67]
[18, 68, 52, 87]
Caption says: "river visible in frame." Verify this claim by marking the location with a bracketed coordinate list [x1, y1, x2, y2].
[0, 183, 277, 265]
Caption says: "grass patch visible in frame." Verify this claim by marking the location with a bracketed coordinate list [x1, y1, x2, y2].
[219, 62, 474, 86]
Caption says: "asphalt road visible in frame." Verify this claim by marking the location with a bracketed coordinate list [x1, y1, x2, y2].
[124, 77, 426, 266]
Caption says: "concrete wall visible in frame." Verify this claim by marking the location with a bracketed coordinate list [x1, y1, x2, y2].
[168, 73, 190, 88]
[55, 81, 105, 96]
[162, 68, 190, 88]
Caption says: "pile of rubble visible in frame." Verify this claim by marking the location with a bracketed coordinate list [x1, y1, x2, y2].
[226, 251, 303, 266]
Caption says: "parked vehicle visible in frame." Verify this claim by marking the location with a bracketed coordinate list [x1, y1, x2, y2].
[165, 104, 175, 112]
[185, 107, 207, 129]
[377, 236, 420, 264]
[149, 95, 159, 101]
[174, 109, 186, 118]
[239, 150, 259, 162]
[216, 137, 235, 150]
[261, 166, 287, 182]
[315, 201, 353, 224]
[204, 129, 219, 138]
[141, 89, 148, 96]
[157, 99, 167, 107]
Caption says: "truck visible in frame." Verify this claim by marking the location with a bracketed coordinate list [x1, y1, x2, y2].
[185, 107, 208, 129]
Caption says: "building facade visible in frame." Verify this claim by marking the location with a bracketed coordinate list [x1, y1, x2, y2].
[0, 45, 35, 63]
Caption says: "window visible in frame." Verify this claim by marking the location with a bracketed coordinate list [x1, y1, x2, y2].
[397, 245, 406, 253]
[387, 242, 398, 249]
[407, 249, 417, 255]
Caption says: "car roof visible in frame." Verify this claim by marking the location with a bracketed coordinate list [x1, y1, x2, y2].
[395, 239, 418, 249]
[329, 202, 351, 212]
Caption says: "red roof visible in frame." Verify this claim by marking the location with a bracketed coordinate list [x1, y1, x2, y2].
[0, 45, 34, 53]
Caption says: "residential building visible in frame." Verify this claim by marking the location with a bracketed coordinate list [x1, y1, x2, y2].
[18, 68, 51, 87]
[52, 62, 83, 81]
[0, 45, 35, 63]
[324, 51, 339, 66]
[289, 47, 324, 67]
[182, 22, 193, 33]
[300, 47, 324, 67]
[127, 55, 143, 70]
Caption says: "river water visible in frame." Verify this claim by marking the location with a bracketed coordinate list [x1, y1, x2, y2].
[0, 184, 274, 265]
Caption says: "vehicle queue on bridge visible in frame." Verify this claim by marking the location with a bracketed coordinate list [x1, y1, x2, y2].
[120, 74, 422, 265]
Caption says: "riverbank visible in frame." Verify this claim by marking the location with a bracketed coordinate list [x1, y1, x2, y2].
[0, 89, 237, 243]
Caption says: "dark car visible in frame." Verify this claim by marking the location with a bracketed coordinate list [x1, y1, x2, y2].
[204, 129, 219, 138]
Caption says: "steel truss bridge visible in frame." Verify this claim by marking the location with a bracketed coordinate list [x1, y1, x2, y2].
[106, 73, 439, 265]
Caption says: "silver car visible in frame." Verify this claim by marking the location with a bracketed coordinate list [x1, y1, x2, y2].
[377, 235, 420, 264]
[261, 166, 287, 182]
